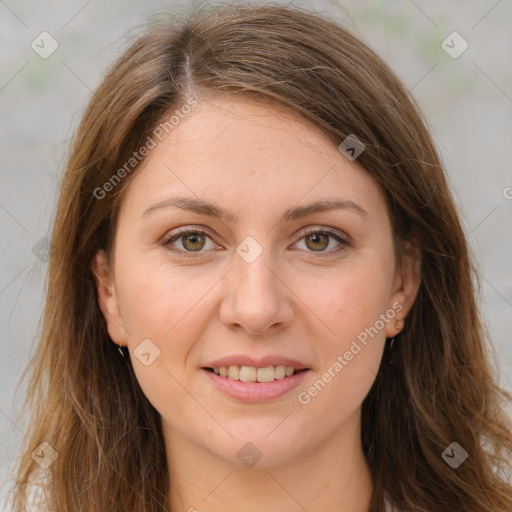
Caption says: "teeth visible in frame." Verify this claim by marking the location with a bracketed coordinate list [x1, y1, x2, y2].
[274, 365, 286, 380]
[213, 364, 299, 382]
[256, 366, 274, 383]
[228, 366, 240, 380]
[239, 366, 257, 382]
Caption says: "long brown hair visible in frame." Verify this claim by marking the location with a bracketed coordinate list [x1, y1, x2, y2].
[9, 3, 512, 511]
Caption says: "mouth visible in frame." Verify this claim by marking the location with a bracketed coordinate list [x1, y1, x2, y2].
[201, 355, 312, 402]
[202, 365, 309, 383]
[201, 364, 311, 403]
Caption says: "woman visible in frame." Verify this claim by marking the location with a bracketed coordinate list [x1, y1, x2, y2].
[9, 3, 512, 511]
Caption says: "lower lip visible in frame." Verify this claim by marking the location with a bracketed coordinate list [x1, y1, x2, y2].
[202, 368, 310, 403]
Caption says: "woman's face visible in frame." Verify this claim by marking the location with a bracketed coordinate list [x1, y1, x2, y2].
[93, 96, 420, 468]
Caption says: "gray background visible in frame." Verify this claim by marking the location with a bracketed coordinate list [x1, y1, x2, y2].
[1, 0, 511, 507]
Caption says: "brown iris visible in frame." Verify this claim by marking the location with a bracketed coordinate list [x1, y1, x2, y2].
[181, 232, 206, 251]
[304, 232, 329, 251]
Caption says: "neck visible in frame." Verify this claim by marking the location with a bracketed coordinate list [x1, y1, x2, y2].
[164, 409, 374, 512]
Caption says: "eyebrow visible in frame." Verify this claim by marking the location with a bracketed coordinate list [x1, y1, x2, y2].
[141, 196, 368, 223]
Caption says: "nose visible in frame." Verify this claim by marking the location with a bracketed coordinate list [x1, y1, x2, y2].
[219, 248, 294, 336]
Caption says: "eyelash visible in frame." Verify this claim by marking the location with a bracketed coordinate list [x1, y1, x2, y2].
[162, 227, 351, 259]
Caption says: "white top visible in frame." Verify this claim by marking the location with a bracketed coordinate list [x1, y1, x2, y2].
[385, 497, 400, 511]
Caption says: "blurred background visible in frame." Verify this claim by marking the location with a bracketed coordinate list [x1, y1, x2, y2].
[1, 0, 511, 507]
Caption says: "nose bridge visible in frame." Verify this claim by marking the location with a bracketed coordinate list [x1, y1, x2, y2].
[233, 238, 280, 305]
[220, 234, 292, 334]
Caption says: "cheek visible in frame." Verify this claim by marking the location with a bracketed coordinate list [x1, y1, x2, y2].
[302, 256, 393, 345]
[116, 254, 209, 336]
[295, 267, 389, 422]
[119, 261, 214, 417]
[293, 252, 392, 408]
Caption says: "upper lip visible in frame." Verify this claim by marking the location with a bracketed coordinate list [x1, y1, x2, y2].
[203, 355, 310, 370]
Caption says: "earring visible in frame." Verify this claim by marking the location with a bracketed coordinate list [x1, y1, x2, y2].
[388, 320, 403, 364]
[118, 345, 126, 358]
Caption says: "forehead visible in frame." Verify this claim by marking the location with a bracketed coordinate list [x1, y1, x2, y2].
[119, 96, 386, 221]
[155, 96, 337, 167]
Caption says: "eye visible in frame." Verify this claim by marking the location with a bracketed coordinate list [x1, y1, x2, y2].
[293, 228, 350, 256]
[163, 228, 218, 257]
[162, 227, 350, 258]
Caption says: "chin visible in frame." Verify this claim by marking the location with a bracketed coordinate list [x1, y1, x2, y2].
[207, 424, 307, 469]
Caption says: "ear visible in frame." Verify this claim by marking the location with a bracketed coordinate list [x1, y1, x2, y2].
[91, 249, 129, 347]
[385, 240, 422, 338]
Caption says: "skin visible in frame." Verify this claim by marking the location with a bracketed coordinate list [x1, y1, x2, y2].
[92, 95, 421, 512]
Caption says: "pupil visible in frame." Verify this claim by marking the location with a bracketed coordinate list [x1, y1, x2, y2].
[185, 233, 203, 251]
[308, 233, 327, 251]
